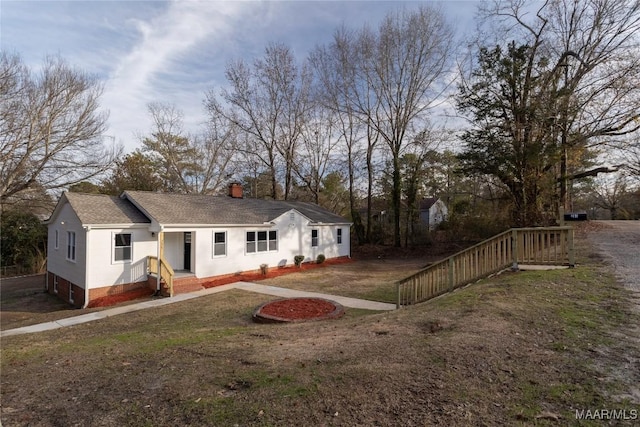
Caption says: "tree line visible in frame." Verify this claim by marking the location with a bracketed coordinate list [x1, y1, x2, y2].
[2, 1, 639, 260]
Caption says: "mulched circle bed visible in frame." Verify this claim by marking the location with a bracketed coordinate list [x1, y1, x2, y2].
[253, 297, 345, 323]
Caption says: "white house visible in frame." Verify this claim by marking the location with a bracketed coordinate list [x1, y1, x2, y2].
[419, 198, 448, 230]
[45, 184, 351, 308]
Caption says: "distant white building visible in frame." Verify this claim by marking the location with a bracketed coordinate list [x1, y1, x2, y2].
[419, 198, 448, 230]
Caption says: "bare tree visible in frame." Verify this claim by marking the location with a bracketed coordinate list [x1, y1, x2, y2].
[141, 103, 236, 194]
[310, 14, 454, 247]
[206, 43, 311, 200]
[360, 7, 455, 246]
[293, 106, 340, 205]
[473, 0, 640, 223]
[0, 52, 119, 209]
[309, 27, 370, 243]
[592, 173, 629, 219]
[196, 113, 239, 194]
[613, 129, 640, 183]
[141, 103, 198, 193]
[400, 126, 441, 246]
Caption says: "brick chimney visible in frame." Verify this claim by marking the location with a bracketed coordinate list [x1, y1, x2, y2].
[228, 182, 243, 198]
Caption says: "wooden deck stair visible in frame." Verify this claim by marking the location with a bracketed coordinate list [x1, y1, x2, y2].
[396, 226, 575, 307]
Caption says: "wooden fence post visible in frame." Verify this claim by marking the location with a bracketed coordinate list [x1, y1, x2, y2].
[448, 258, 455, 291]
[511, 229, 519, 271]
[567, 228, 575, 267]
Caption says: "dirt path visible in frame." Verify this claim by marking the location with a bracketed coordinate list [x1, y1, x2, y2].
[586, 221, 640, 295]
[585, 220, 640, 404]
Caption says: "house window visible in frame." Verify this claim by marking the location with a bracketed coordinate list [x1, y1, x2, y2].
[69, 285, 74, 303]
[269, 230, 277, 251]
[257, 231, 268, 252]
[311, 229, 319, 247]
[114, 233, 132, 262]
[67, 231, 76, 261]
[246, 231, 278, 253]
[55, 230, 59, 249]
[246, 231, 255, 253]
[213, 232, 226, 257]
[53, 275, 58, 294]
[337, 228, 343, 244]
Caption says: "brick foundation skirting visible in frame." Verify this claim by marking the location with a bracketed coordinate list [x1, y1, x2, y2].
[46, 272, 85, 309]
[88, 281, 154, 301]
[47, 255, 352, 308]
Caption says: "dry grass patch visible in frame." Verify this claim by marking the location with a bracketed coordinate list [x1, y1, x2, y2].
[2, 238, 639, 426]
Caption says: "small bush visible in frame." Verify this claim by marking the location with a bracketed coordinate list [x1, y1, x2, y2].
[316, 254, 326, 264]
[294, 255, 305, 267]
[260, 264, 268, 275]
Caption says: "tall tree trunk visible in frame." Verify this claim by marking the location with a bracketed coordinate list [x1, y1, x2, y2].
[392, 153, 402, 247]
[366, 147, 374, 244]
[348, 147, 366, 245]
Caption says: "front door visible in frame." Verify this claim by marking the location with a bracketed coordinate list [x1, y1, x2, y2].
[184, 232, 192, 271]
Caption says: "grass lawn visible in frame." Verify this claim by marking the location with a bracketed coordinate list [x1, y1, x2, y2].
[1, 234, 639, 426]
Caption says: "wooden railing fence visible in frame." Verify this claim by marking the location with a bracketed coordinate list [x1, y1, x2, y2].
[148, 256, 175, 297]
[396, 227, 574, 308]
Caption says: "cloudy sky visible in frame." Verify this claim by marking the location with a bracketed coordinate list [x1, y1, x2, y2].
[2, 1, 478, 153]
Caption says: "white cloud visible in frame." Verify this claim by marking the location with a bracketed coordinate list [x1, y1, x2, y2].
[102, 1, 253, 150]
[3, 1, 479, 153]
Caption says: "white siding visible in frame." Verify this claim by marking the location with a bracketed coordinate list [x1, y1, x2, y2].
[429, 201, 448, 229]
[270, 210, 350, 262]
[49, 203, 351, 289]
[420, 200, 448, 230]
[47, 203, 86, 288]
[85, 228, 156, 289]
[189, 210, 350, 278]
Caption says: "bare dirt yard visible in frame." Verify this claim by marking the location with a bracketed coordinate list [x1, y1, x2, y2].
[0, 275, 157, 331]
[1, 224, 639, 426]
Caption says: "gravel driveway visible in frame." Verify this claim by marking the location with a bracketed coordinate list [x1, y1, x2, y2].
[586, 220, 640, 294]
[586, 220, 640, 404]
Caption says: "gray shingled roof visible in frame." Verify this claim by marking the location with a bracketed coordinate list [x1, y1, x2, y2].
[63, 192, 151, 225]
[420, 197, 439, 210]
[124, 191, 349, 225]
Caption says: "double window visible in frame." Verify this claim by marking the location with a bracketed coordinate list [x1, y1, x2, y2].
[213, 232, 226, 257]
[246, 231, 277, 253]
[67, 231, 76, 261]
[114, 233, 132, 262]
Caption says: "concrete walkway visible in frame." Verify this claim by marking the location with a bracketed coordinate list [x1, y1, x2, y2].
[1, 282, 396, 338]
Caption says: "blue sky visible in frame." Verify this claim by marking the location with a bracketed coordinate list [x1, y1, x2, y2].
[1, 1, 478, 153]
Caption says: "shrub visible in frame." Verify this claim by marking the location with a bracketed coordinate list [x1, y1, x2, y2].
[0, 209, 47, 275]
[316, 254, 326, 264]
[260, 263, 268, 275]
[294, 255, 305, 267]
